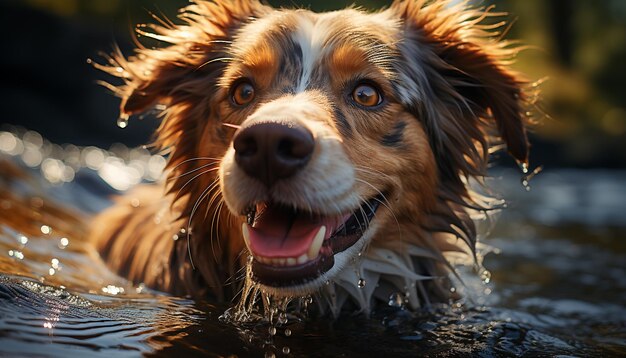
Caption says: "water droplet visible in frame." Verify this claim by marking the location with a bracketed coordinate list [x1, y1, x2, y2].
[48, 268, 56, 276]
[17, 235, 28, 245]
[117, 115, 129, 129]
[357, 278, 366, 288]
[136, 283, 146, 294]
[40, 225, 51, 235]
[450, 287, 456, 293]
[519, 162, 529, 174]
[268, 326, 277, 336]
[278, 312, 287, 324]
[388, 292, 405, 308]
[282, 346, 290, 354]
[86, 58, 93, 64]
[284, 328, 292, 337]
[59, 237, 69, 249]
[13, 251, 24, 260]
[481, 270, 491, 284]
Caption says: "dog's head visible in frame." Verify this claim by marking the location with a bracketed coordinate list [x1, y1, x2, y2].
[105, 0, 530, 298]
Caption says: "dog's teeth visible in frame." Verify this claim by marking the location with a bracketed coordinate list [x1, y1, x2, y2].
[241, 223, 251, 250]
[307, 226, 326, 260]
[297, 254, 308, 264]
[287, 257, 296, 266]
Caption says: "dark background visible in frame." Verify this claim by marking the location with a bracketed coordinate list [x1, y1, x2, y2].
[1, 0, 625, 168]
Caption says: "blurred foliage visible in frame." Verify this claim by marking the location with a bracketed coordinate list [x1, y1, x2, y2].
[10, 0, 626, 167]
[493, 0, 626, 166]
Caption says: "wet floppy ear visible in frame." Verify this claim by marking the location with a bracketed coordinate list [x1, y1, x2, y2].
[390, 0, 530, 172]
[437, 36, 530, 165]
[98, 0, 269, 117]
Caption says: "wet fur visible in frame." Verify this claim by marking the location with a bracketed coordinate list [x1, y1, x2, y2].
[92, 0, 532, 311]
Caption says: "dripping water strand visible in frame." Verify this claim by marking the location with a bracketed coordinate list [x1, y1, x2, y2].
[519, 163, 544, 191]
[117, 113, 129, 129]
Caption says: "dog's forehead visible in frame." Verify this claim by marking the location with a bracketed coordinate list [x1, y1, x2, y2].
[227, 8, 400, 91]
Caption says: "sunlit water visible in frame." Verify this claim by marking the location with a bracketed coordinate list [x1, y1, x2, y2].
[1, 128, 625, 357]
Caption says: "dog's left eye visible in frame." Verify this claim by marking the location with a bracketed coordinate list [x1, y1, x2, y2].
[231, 81, 255, 106]
[351, 84, 382, 107]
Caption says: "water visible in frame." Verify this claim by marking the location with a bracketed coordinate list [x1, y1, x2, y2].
[1, 129, 625, 356]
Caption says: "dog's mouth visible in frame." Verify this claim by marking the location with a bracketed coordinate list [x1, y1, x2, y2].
[241, 195, 382, 287]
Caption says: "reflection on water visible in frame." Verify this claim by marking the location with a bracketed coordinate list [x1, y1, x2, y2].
[0, 129, 625, 356]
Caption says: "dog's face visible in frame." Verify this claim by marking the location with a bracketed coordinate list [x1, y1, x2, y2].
[108, 1, 530, 298]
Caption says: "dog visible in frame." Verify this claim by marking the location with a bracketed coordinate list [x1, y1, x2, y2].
[92, 0, 531, 315]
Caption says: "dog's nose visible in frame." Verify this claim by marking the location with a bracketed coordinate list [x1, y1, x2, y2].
[233, 122, 314, 187]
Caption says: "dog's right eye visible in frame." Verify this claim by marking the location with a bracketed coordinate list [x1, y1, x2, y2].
[231, 81, 255, 106]
[351, 83, 382, 108]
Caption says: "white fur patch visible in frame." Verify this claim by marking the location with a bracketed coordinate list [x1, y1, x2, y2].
[291, 14, 329, 93]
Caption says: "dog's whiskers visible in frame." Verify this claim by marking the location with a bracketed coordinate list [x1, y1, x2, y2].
[354, 178, 402, 237]
[168, 162, 219, 181]
[186, 178, 221, 269]
[206, 183, 225, 263]
[168, 156, 223, 172]
[174, 167, 220, 201]
[196, 57, 237, 70]
[221, 123, 241, 130]
[353, 165, 394, 181]
[214, 200, 226, 256]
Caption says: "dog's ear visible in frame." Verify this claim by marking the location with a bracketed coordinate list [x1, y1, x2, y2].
[390, 0, 530, 182]
[100, 0, 268, 117]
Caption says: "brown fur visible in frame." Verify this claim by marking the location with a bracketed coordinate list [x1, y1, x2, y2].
[92, 0, 532, 307]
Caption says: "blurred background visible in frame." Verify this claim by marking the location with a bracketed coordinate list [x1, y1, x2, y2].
[1, 0, 625, 169]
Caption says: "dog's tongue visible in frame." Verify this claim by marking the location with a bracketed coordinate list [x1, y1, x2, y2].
[246, 205, 344, 258]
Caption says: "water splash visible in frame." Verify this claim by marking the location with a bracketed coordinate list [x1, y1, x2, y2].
[388, 292, 406, 309]
[221, 262, 299, 326]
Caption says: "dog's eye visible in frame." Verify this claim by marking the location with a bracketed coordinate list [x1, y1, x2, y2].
[232, 81, 255, 106]
[352, 84, 382, 107]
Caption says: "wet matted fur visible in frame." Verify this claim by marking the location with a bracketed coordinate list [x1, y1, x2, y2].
[91, 0, 533, 315]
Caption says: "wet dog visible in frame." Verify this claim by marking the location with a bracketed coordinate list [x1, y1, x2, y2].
[92, 0, 532, 314]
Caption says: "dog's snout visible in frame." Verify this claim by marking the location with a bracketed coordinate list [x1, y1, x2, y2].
[233, 122, 314, 187]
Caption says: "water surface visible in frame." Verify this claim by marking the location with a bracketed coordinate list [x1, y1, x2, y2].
[1, 130, 625, 357]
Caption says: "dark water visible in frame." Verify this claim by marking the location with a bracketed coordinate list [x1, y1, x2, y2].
[1, 130, 625, 357]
